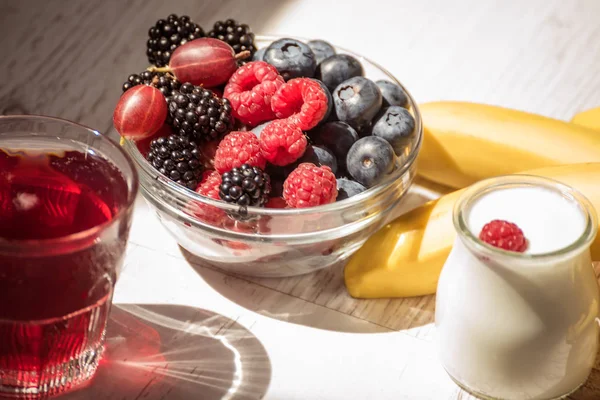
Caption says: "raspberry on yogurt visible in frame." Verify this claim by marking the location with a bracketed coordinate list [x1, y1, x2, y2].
[479, 220, 528, 253]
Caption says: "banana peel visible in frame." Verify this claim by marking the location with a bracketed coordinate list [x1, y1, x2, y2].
[417, 102, 600, 189]
[345, 163, 600, 299]
[571, 107, 600, 131]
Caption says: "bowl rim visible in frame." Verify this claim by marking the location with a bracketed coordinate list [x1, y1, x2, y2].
[122, 34, 422, 217]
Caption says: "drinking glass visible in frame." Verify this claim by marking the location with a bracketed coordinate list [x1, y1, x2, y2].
[0, 116, 138, 398]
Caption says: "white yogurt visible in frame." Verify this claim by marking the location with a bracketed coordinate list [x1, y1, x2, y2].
[436, 178, 600, 400]
[467, 186, 586, 254]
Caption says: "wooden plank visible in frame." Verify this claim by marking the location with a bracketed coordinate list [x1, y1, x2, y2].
[0, 0, 286, 138]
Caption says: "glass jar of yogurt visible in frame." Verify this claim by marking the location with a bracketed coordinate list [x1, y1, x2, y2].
[435, 175, 600, 400]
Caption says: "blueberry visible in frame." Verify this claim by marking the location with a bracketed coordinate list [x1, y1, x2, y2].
[307, 39, 336, 65]
[270, 175, 285, 197]
[346, 136, 395, 188]
[316, 54, 364, 92]
[290, 145, 337, 175]
[333, 76, 382, 134]
[311, 79, 333, 124]
[265, 164, 286, 197]
[251, 121, 270, 138]
[376, 80, 408, 108]
[336, 178, 366, 201]
[253, 46, 267, 61]
[309, 121, 358, 172]
[264, 38, 317, 80]
[372, 107, 415, 155]
[266, 163, 285, 180]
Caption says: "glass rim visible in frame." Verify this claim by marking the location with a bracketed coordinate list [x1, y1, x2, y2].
[0, 114, 139, 255]
[122, 33, 423, 217]
[453, 174, 598, 261]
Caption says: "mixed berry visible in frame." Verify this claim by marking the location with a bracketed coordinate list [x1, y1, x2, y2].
[113, 15, 417, 211]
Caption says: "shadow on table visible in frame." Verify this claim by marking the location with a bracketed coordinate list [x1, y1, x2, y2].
[183, 248, 436, 335]
[61, 304, 271, 400]
[179, 186, 441, 334]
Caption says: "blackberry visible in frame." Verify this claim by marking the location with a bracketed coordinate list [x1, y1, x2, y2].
[147, 14, 205, 67]
[146, 135, 203, 190]
[167, 82, 234, 141]
[219, 164, 271, 207]
[208, 19, 256, 57]
[121, 71, 181, 97]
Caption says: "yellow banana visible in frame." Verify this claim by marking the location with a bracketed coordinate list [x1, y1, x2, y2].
[345, 163, 600, 299]
[571, 107, 600, 131]
[412, 175, 455, 196]
[417, 102, 600, 189]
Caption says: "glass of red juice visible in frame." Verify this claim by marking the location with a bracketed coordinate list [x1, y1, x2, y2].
[0, 116, 138, 398]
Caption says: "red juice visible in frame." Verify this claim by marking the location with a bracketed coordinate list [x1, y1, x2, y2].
[0, 148, 130, 398]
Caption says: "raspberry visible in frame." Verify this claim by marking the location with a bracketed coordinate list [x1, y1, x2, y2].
[214, 131, 266, 174]
[195, 170, 222, 199]
[283, 163, 337, 208]
[259, 120, 307, 166]
[266, 197, 287, 209]
[479, 220, 528, 253]
[186, 200, 224, 226]
[271, 78, 329, 131]
[189, 170, 224, 225]
[224, 61, 285, 126]
[214, 239, 251, 251]
[218, 215, 268, 251]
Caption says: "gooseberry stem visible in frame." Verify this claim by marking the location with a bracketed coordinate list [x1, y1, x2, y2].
[235, 50, 251, 61]
[147, 66, 171, 73]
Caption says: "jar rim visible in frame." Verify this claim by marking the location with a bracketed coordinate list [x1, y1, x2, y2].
[453, 174, 598, 261]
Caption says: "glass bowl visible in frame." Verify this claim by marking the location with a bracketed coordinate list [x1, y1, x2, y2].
[121, 35, 423, 278]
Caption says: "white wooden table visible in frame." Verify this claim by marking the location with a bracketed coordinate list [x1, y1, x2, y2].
[58, 0, 600, 398]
